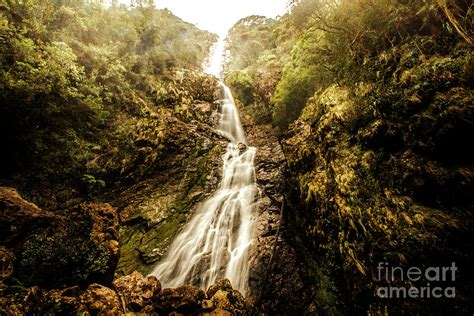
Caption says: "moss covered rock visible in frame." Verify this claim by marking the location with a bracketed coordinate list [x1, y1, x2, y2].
[0, 187, 120, 289]
[109, 97, 227, 276]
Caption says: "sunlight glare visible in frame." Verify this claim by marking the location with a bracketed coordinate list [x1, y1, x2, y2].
[148, 0, 289, 36]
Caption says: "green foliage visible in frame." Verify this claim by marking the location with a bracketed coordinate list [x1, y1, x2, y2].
[283, 45, 474, 310]
[228, 0, 473, 313]
[272, 31, 325, 130]
[225, 15, 295, 125]
[81, 174, 105, 196]
[228, 0, 469, 131]
[0, 0, 217, 189]
[18, 230, 112, 289]
[226, 15, 277, 71]
[225, 70, 255, 106]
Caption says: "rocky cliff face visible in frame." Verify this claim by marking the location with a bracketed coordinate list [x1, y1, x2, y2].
[0, 71, 303, 313]
[0, 187, 254, 315]
[240, 112, 310, 313]
[106, 99, 229, 276]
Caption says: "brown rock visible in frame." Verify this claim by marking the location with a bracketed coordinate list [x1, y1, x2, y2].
[206, 279, 233, 299]
[113, 271, 161, 312]
[80, 283, 123, 315]
[0, 187, 57, 245]
[0, 246, 15, 282]
[205, 279, 252, 315]
[202, 299, 214, 311]
[155, 285, 205, 314]
[44, 286, 83, 314]
[0, 286, 44, 315]
[70, 202, 119, 246]
[0, 187, 120, 289]
[238, 143, 247, 154]
[202, 308, 232, 316]
[210, 290, 247, 314]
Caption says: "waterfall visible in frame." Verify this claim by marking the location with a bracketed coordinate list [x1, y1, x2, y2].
[150, 37, 258, 296]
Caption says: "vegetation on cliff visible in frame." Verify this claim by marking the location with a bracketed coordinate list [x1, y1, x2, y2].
[0, 1, 238, 313]
[225, 0, 473, 314]
[1, 0, 473, 314]
[0, 0, 217, 203]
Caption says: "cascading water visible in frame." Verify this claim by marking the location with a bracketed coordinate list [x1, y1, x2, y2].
[150, 37, 258, 296]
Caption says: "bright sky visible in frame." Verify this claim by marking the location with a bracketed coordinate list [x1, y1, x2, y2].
[155, 0, 289, 35]
[115, 0, 289, 36]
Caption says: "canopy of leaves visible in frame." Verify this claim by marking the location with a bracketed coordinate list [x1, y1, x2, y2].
[0, 0, 217, 189]
[226, 0, 472, 131]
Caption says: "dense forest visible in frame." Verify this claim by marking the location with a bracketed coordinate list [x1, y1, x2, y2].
[1, 0, 473, 315]
[225, 0, 473, 314]
[0, 0, 216, 198]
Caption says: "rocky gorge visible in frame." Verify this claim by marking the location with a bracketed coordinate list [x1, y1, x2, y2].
[1, 0, 473, 314]
[0, 186, 254, 315]
[0, 75, 304, 314]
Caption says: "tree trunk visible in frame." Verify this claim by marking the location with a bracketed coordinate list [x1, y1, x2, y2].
[438, 0, 473, 46]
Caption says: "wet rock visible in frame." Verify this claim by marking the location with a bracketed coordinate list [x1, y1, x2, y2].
[202, 299, 214, 311]
[204, 279, 252, 315]
[113, 271, 161, 312]
[209, 290, 248, 315]
[206, 279, 233, 298]
[44, 286, 83, 314]
[238, 116, 308, 313]
[110, 114, 226, 276]
[154, 285, 205, 314]
[238, 143, 247, 154]
[79, 283, 123, 315]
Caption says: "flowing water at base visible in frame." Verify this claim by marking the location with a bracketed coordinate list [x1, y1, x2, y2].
[150, 38, 258, 295]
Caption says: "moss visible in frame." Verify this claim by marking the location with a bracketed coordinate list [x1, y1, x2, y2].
[282, 46, 474, 313]
[225, 71, 255, 107]
[17, 230, 113, 289]
[117, 141, 223, 275]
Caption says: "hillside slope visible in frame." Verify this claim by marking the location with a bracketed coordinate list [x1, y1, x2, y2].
[225, 0, 474, 314]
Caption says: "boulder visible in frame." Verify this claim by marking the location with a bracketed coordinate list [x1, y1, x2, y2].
[44, 286, 83, 314]
[0, 187, 120, 289]
[238, 143, 247, 154]
[154, 285, 205, 314]
[206, 279, 233, 298]
[206, 279, 251, 315]
[209, 290, 248, 315]
[113, 271, 161, 312]
[79, 283, 123, 315]
[0, 187, 57, 246]
[201, 299, 214, 311]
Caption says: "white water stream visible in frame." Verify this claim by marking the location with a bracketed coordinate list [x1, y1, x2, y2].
[150, 38, 258, 295]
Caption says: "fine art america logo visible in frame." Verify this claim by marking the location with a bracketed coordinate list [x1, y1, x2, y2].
[376, 262, 457, 299]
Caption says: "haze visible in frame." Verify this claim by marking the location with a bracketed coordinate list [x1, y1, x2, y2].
[116, 0, 289, 36]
